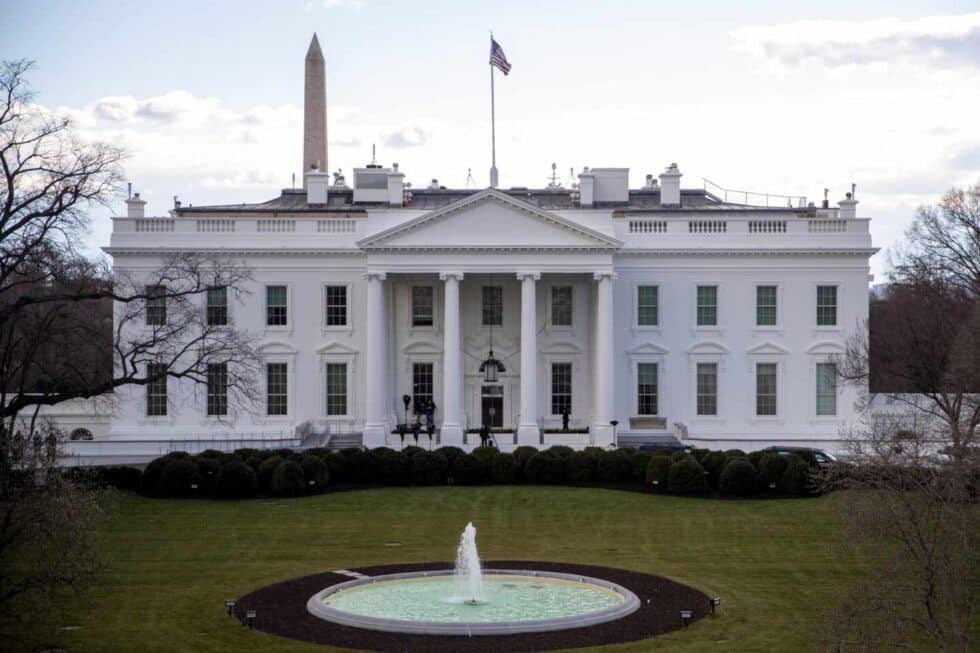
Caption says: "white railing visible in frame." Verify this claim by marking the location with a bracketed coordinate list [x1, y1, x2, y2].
[135, 218, 175, 232]
[748, 220, 787, 233]
[808, 219, 847, 233]
[317, 219, 357, 233]
[629, 219, 667, 234]
[689, 220, 727, 234]
[196, 219, 235, 233]
[257, 219, 296, 233]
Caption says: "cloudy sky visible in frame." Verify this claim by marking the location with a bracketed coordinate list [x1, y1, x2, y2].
[4, 0, 980, 278]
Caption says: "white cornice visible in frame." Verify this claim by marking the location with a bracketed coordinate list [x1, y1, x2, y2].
[617, 248, 879, 257]
[103, 247, 364, 257]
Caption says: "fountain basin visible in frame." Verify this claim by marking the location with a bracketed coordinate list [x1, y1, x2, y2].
[306, 569, 641, 635]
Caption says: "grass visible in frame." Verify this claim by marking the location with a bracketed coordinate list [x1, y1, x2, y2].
[9, 487, 863, 652]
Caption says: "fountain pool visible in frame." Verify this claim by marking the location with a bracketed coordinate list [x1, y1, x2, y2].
[306, 523, 640, 635]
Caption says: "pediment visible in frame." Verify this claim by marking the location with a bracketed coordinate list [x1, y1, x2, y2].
[541, 341, 584, 356]
[686, 340, 730, 355]
[357, 189, 622, 251]
[745, 341, 790, 356]
[316, 341, 359, 356]
[806, 340, 846, 355]
[256, 340, 297, 355]
[626, 341, 670, 356]
[402, 340, 443, 355]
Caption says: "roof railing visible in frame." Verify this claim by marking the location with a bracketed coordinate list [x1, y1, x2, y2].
[702, 178, 807, 208]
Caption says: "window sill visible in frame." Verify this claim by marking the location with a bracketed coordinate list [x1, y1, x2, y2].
[752, 326, 783, 334]
[748, 416, 785, 425]
[631, 325, 662, 334]
[264, 325, 292, 334]
[691, 416, 724, 425]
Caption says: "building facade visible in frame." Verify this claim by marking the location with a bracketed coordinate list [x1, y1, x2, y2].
[104, 37, 875, 453]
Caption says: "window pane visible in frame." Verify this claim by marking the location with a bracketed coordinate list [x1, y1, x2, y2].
[326, 363, 347, 415]
[146, 363, 167, 416]
[412, 363, 434, 414]
[207, 363, 228, 416]
[637, 285, 658, 326]
[146, 285, 167, 326]
[482, 286, 502, 326]
[696, 285, 717, 326]
[266, 286, 288, 326]
[696, 362, 717, 415]
[266, 363, 288, 415]
[325, 285, 347, 326]
[816, 362, 837, 416]
[756, 363, 777, 416]
[817, 285, 837, 326]
[756, 285, 777, 326]
[551, 286, 573, 327]
[412, 286, 434, 327]
[551, 363, 572, 415]
[637, 362, 658, 415]
[206, 286, 228, 326]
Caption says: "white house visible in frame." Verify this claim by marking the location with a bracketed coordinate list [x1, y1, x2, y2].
[103, 36, 875, 454]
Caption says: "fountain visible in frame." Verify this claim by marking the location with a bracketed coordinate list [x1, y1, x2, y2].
[453, 522, 485, 605]
[306, 522, 641, 635]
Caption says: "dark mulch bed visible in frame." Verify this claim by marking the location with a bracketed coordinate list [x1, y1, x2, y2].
[232, 560, 711, 652]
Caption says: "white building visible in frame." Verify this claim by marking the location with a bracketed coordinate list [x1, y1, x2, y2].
[104, 36, 875, 454]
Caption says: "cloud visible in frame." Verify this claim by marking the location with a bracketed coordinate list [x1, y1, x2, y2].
[948, 143, 980, 170]
[733, 12, 980, 70]
[382, 125, 427, 149]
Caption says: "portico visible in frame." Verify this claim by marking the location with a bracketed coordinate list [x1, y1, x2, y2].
[357, 189, 623, 449]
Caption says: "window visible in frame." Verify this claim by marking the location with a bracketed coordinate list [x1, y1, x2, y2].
[266, 362, 288, 416]
[412, 286, 434, 327]
[551, 363, 572, 415]
[696, 285, 717, 326]
[206, 287, 228, 326]
[637, 362, 658, 415]
[412, 362, 434, 414]
[482, 286, 502, 327]
[207, 363, 228, 416]
[266, 285, 288, 326]
[146, 363, 167, 416]
[325, 363, 347, 416]
[551, 286, 573, 327]
[756, 285, 777, 326]
[816, 363, 837, 416]
[146, 285, 166, 326]
[817, 285, 837, 326]
[637, 285, 659, 326]
[756, 363, 777, 416]
[324, 285, 347, 327]
[696, 363, 718, 416]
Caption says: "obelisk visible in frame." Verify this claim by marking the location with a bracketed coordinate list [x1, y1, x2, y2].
[303, 33, 327, 188]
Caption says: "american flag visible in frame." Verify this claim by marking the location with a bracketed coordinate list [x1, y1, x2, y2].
[489, 38, 511, 75]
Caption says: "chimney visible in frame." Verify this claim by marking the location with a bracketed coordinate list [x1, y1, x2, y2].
[644, 174, 658, 190]
[578, 167, 595, 206]
[125, 192, 146, 218]
[838, 192, 858, 219]
[306, 165, 329, 204]
[387, 165, 405, 207]
[659, 163, 682, 206]
[302, 33, 327, 189]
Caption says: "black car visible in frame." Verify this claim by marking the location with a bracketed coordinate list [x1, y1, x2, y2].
[636, 443, 693, 455]
[762, 446, 837, 466]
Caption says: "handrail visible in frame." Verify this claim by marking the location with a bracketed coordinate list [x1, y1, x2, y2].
[702, 178, 807, 208]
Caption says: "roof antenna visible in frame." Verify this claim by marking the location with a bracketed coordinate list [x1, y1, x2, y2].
[291, 173, 296, 189]
[547, 162, 562, 189]
[465, 167, 476, 188]
[371, 143, 377, 166]
[127, 182, 132, 199]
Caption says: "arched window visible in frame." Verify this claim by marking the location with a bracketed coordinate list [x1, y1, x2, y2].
[70, 428, 93, 441]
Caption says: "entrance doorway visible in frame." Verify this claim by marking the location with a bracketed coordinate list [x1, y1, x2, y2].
[481, 385, 503, 428]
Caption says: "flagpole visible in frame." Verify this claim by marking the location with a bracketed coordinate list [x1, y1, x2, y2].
[489, 34, 498, 188]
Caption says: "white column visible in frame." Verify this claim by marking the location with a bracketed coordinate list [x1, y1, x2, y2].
[439, 272, 465, 445]
[592, 272, 617, 446]
[362, 272, 389, 447]
[517, 271, 541, 445]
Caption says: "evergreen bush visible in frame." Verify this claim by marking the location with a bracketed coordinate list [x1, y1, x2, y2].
[300, 455, 330, 489]
[159, 458, 201, 497]
[215, 460, 257, 498]
[548, 445, 575, 459]
[257, 455, 284, 491]
[343, 448, 378, 483]
[566, 450, 596, 482]
[780, 457, 812, 495]
[757, 452, 789, 489]
[629, 450, 652, 482]
[645, 454, 672, 488]
[411, 451, 449, 485]
[595, 449, 633, 482]
[523, 452, 566, 484]
[453, 454, 490, 485]
[271, 460, 306, 496]
[701, 451, 727, 489]
[719, 457, 758, 497]
[323, 451, 348, 483]
[490, 453, 519, 484]
[371, 448, 411, 486]
[668, 458, 707, 494]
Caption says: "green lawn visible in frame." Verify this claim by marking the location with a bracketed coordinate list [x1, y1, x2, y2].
[11, 487, 863, 652]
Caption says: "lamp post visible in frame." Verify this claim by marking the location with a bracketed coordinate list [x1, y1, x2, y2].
[610, 419, 619, 448]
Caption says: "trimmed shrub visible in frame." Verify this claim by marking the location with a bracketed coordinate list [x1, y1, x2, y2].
[271, 460, 306, 496]
[245, 454, 265, 473]
[343, 448, 378, 483]
[724, 449, 747, 459]
[548, 445, 575, 459]
[490, 453, 519, 484]
[471, 446, 500, 466]
[194, 455, 222, 493]
[566, 450, 596, 482]
[159, 458, 201, 497]
[523, 452, 566, 484]
[630, 450, 652, 482]
[748, 450, 765, 469]
[435, 446, 467, 473]
[582, 446, 605, 458]
[215, 460, 257, 498]
[371, 448, 411, 486]
[692, 448, 711, 462]
[595, 449, 633, 482]
[141, 455, 171, 494]
[701, 451, 727, 489]
[323, 452, 348, 483]
[258, 455, 284, 491]
[645, 454, 672, 488]
[198, 449, 225, 459]
[668, 458, 707, 494]
[719, 458, 758, 497]
[671, 450, 693, 463]
[512, 446, 538, 471]
[233, 448, 263, 461]
[270, 448, 297, 460]
[792, 449, 820, 467]
[453, 454, 490, 485]
[99, 466, 142, 492]
[411, 451, 449, 485]
[757, 452, 789, 489]
[401, 445, 426, 458]
[166, 451, 191, 460]
[300, 455, 330, 489]
[780, 457, 812, 495]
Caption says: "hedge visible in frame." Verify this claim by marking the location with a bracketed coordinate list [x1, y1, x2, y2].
[453, 454, 490, 485]
[595, 449, 632, 482]
[194, 455, 222, 493]
[629, 450, 652, 482]
[159, 458, 200, 497]
[757, 452, 789, 489]
[512, 446, 538, 472]
[411, 451, 449, 485]
[257, 456, 284, 491]
[300, 455, 330, 489]
[566, 450, 596, 482]
[700, 451, 727, 489]
[524, 452, 566, 484]
[719, 457, 758, 497]
[371, 448, 411, 486]
[490, 453, 519, 484]
[668, 458, 707, 494]
[342, 448, 378, 483]
[215, 460, 258, 498]
[322, 451, 348, 483]
[645, 454, 672, 488]
[271, 460, 306, 496]
[780, 457, 812, 495]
